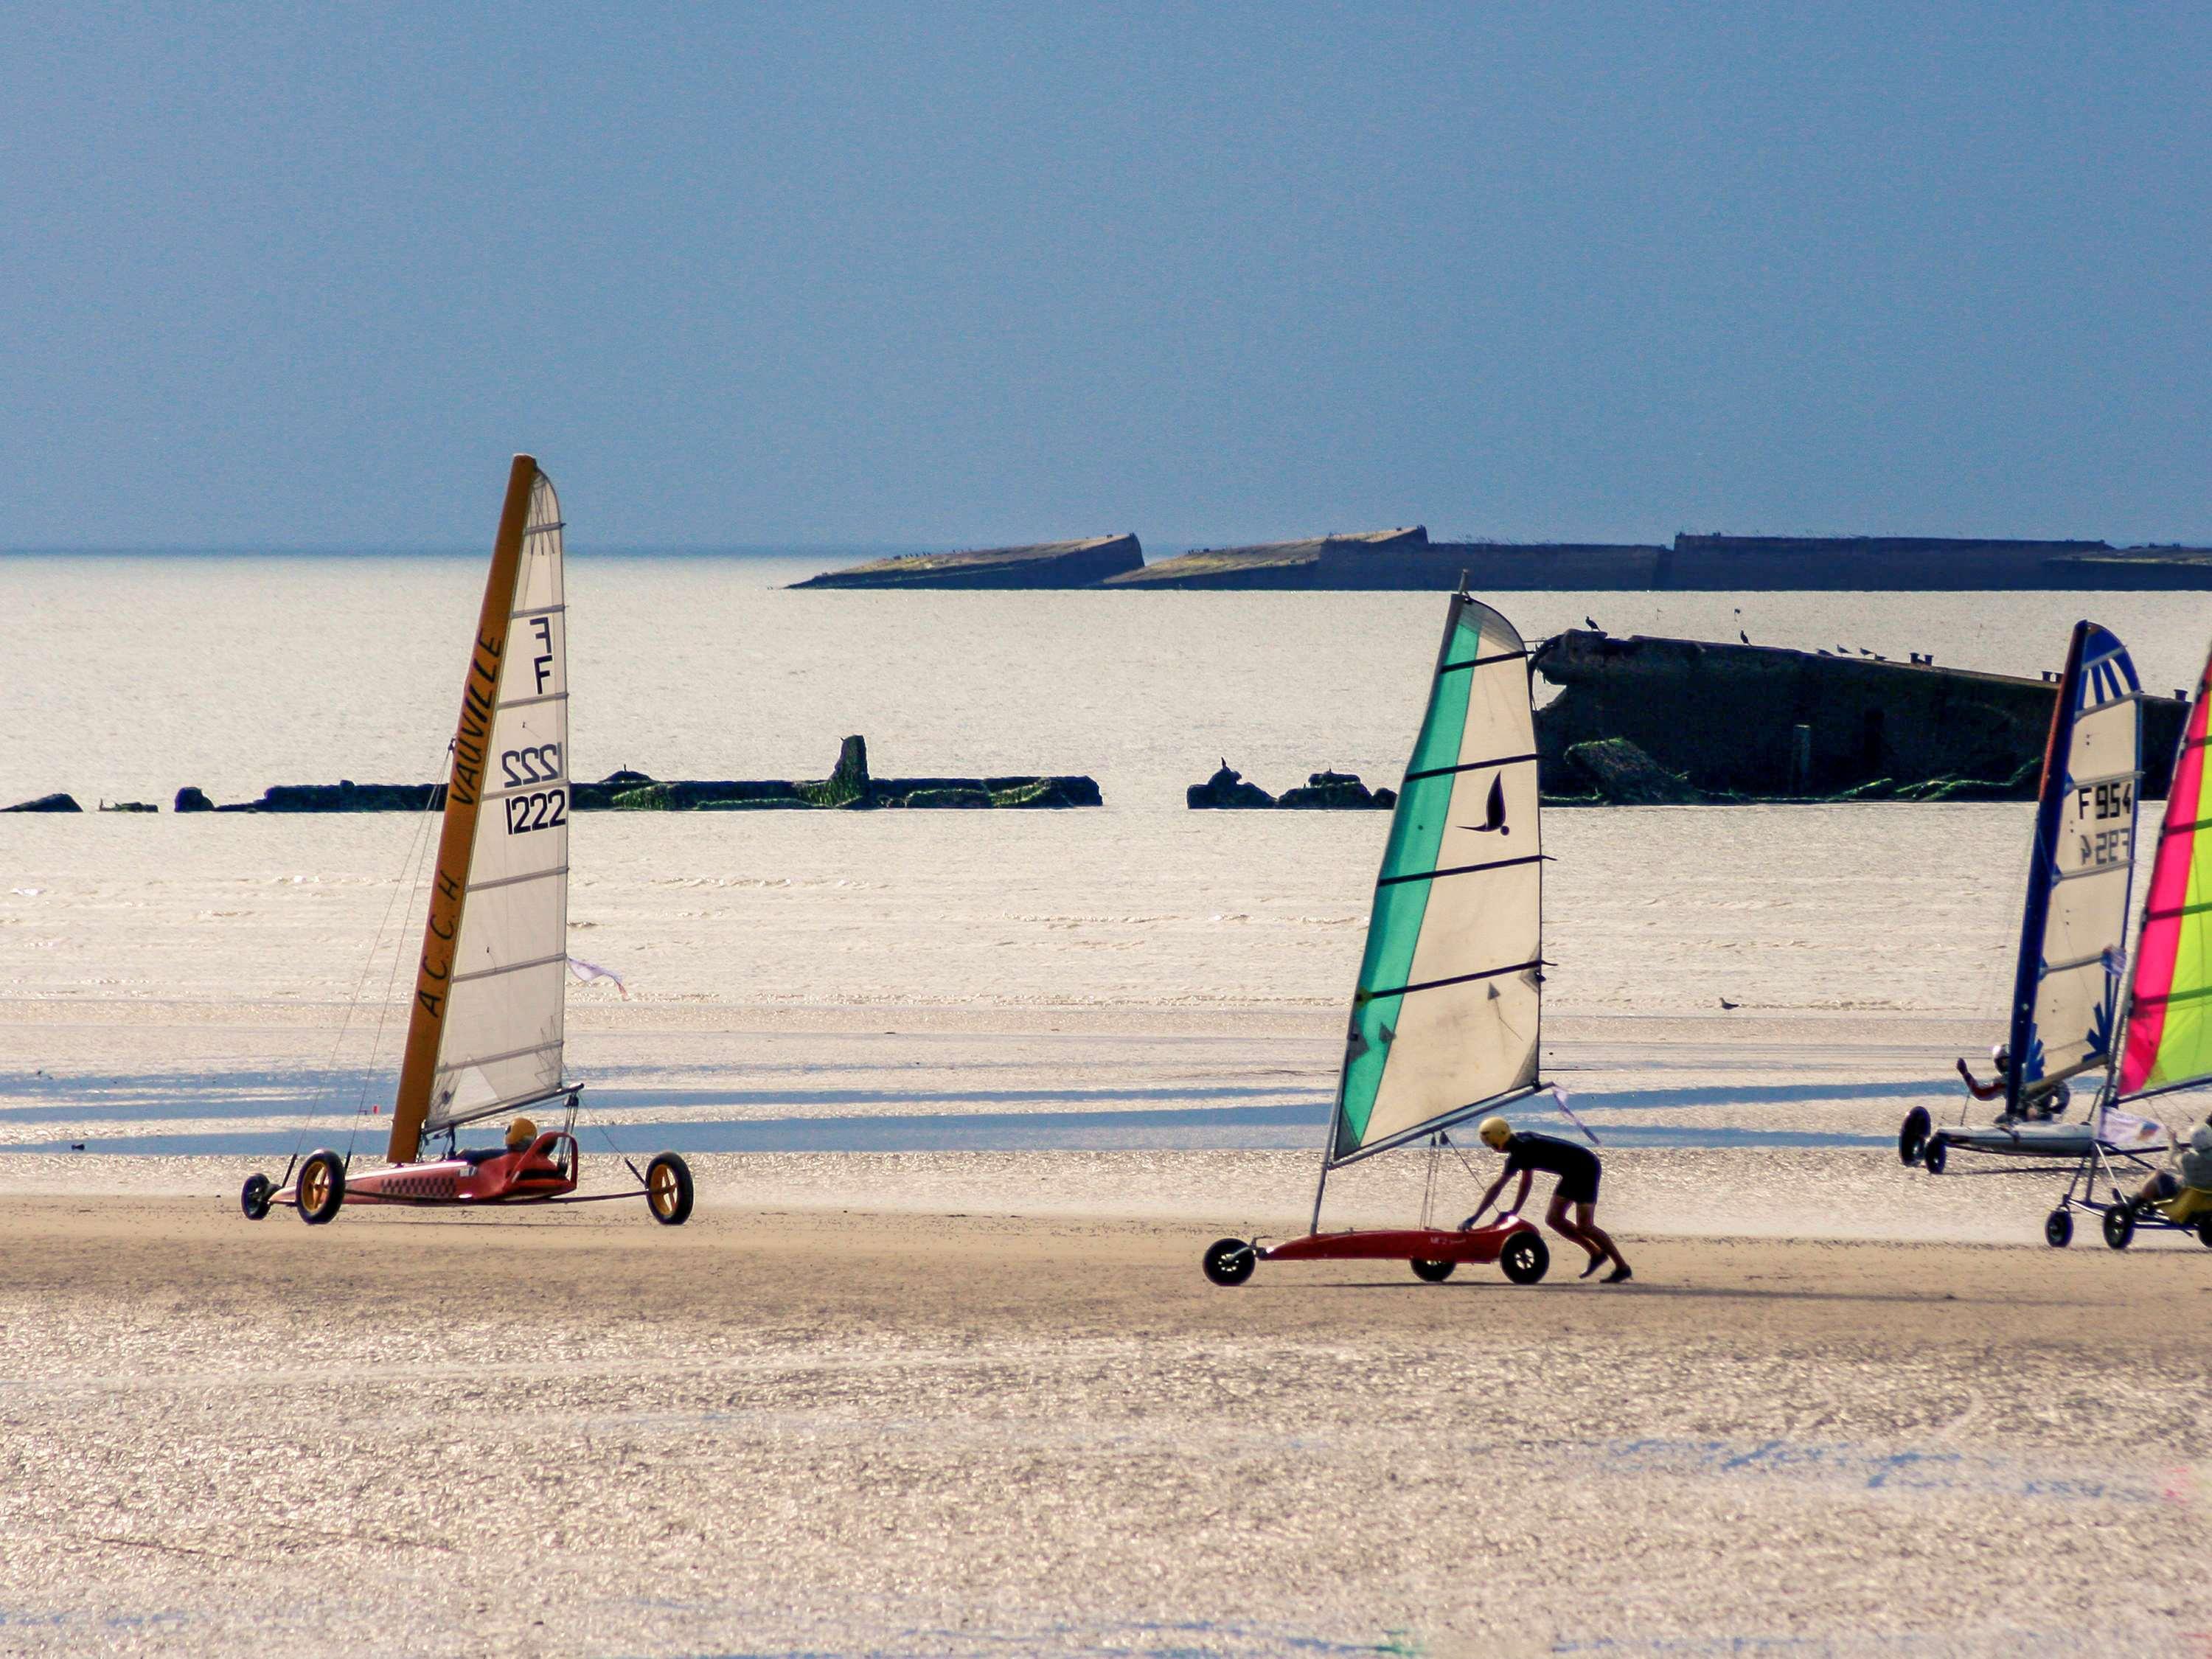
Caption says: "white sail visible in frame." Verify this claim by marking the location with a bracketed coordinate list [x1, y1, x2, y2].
[423, 471, 571, 1133]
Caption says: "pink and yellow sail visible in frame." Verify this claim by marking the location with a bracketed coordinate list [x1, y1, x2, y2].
[2118, 650, 2212, 1099]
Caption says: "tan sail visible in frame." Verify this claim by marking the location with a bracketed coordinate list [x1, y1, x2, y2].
[387, 455, 546, 1164]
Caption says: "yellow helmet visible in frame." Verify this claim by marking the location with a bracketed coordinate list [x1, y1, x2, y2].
[1477, 1116, 1512, 1150]
[505, 1116, 539, 1150]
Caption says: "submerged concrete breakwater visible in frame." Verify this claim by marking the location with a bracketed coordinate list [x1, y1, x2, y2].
[1534, 630, 2186, 802]
[1174, 631, 2186, 809]
[153, 737, 1103, 814]
[796, 525, 2212, 591]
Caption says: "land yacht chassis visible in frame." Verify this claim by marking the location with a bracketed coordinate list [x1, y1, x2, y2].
[240, 1085, 695, 1225]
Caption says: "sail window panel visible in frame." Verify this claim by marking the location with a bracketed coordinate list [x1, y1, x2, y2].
[2041, 865, 2130, 980]
[425, 959, 568, 1130]
[446, 880, 568, 982]
[2030, 957, 2121, 1079]
[1396, 856, 1540, 995]
[1359, 970, 1542, 1150]
[2067, 693, 2137, 773]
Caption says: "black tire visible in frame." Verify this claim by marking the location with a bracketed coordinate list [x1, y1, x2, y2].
[2103, 1206, 2135, 1251]
[296, 1150, 344, 1225]
[1921, 1136, 1947, 1175]
[2043, 1208, 2073, 1248]
[1411, 1259, 1455, 1283]
[1202, 1237, 1256, 1287]
[2197, 1214, 2212, 1250]
[644, 1152, 694, 1225]
[1898, 1107, 1930, 1166]
[240, 1172, 274, 1222]
[1499, 1229, 1550, 1285]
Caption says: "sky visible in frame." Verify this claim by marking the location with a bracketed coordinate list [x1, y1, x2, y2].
[1, 3, 2207, 549]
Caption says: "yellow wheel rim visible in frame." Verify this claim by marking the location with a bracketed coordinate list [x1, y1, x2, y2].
[649, 1164, 678, 1217]
[299, 1165, 329, 1211]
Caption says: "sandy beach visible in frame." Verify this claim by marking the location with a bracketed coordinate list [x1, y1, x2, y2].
[1, 1176, 2208, 1658]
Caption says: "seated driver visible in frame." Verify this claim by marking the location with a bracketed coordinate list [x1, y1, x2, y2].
[2133, 1118, 2212, 1222]
[1955, 1046, 2069, 1119]
[460, 1116, 538, 1166]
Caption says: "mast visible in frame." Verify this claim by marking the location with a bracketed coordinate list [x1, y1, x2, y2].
[2004, 621, 2088, 1119]
[387, 454, 539, 1164]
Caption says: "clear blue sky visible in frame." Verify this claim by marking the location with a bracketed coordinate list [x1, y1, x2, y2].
[3, 4, 2205, 549]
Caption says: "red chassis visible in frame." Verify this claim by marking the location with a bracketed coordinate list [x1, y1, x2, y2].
[240, 1133, 693, 1226]
[1203, 1217, 1550, 1287]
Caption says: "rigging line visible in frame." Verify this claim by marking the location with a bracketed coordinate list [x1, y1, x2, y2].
[344, 733, 451, 1152]
[348, 803, 437, 1157]
[288, 755, 442, 1170]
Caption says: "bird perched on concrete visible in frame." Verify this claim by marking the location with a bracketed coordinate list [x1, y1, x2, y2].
[1738, 629, 1750, 644]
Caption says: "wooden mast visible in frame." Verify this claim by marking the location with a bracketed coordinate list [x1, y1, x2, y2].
[386, 454, 538, 1164]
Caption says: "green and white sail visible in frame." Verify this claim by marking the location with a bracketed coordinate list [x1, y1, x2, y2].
[1329, 594, 1543, 1165]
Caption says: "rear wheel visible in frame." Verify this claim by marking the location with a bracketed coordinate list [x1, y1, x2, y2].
[240, 1172, 274, 1221]
[1898, 1107, 1930, 1166]
[2197, 1215, 2212, 1249]
[1499, 1229, 1550, 1285]
[1410, 1259, 1455, 1283]
[2043, 1208, 2073, 1248]
[1921, 1137, 1947, 1175]
[1202, 1237, 1256, 1287]
[296, 1150, 344, 1225]
[644, 1152, 694, 1225]
[2103, 1206, 2135, 1251]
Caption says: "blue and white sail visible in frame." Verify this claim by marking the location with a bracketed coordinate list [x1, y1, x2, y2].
[2004, 621, 2143, 1113]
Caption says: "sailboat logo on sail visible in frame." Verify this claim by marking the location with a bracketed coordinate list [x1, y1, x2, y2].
[1465, 773, 1509, 835]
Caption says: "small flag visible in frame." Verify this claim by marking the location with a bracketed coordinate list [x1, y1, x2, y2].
[1551, 1082, 1600, 1147]
[566, 956, 629, 998]
[2096, 1105, 2164, 1150]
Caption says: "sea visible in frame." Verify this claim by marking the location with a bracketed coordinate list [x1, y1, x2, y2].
[4, 552, 2206, 1167]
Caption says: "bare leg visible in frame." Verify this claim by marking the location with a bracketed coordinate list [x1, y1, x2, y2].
[1545, 1191, 1605, 1272]
[1571, 1200, 1629, 1274]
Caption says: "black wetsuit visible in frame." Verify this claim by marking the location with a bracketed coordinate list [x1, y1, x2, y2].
[1501, 1131, 1601, 1204]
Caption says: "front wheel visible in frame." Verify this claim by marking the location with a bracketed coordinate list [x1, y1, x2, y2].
[644, 1152, 694, 1225]
[1921, 1136, 1947, 1175]
[1203, 1237, 1256, 1287]
[2043, 1208, 2073, 1248]
[2103, 1206, 2135, 1251]
[240, 1172, 274, 1221]
[296, 1150, 345, 1225]
[1499, 1229, 1550, 1285]
[1898, 1107, 1931, 1166]
[1410, 1259, 1455, 1283]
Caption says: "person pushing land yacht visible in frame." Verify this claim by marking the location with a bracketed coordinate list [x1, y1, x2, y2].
[1461, 1116, 1632, 1283]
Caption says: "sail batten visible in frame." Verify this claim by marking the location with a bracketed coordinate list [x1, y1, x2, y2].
[1327, 595, 1543, 1166]
[1377, 854, 1544, 888]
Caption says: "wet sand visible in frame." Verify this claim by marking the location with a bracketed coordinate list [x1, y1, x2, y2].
[2, 1189, 2208, 1656]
